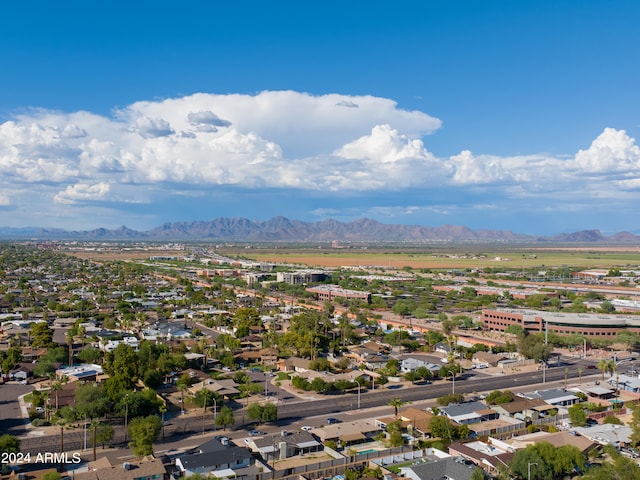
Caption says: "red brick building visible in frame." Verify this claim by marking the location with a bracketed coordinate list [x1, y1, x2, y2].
[481, 308, 640, 338]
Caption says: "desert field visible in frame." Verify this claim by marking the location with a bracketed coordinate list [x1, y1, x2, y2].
[231, 246, 640, 269]
[63, 244, 640, 270]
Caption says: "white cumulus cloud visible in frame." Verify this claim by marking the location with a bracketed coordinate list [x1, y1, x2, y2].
[572, 127, 640, 173]
[54, 182, 110, 204]
[1, 90, 640, 231]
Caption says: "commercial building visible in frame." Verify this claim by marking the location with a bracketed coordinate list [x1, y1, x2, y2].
[277, 270, 331, 285]
[305, 284, 371, 304]
[481, 308, 640, 337]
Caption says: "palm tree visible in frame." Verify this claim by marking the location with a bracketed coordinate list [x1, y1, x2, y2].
[51, 378, 63, 411]
[388, 398, 405, 417]
[598, 359, 609, 381]
[66, 330, 74, 367]
[177, 373, 192, 413]
[199, 338, 208, 367]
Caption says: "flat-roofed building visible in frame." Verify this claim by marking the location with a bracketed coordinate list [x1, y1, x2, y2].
[482, 308, 640, 337]
[306, 284, 371, 304]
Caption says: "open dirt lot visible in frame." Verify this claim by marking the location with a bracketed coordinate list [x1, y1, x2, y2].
[66, 250, 184, 261]
[63, 244, 640, 270]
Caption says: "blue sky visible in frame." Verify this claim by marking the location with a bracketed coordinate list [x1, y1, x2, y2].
[1, 1, 639, 235]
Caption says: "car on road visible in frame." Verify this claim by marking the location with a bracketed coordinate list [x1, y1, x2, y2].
[300, 426, 313, 431]
[249, 430, 266, 436]
[586, 365, 597, 369]
[326, 417, 341, 424]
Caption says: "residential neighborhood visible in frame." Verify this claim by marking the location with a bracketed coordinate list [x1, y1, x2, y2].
[2, 242, 640, 480]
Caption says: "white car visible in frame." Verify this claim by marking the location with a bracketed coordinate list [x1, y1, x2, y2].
[300, 426, 313, 432]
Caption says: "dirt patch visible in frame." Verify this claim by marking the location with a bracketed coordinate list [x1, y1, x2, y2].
[65, 250, 184, 261]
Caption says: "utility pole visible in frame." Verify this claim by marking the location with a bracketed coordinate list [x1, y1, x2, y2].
[202, 387, 207, 435]
[92, 423, 97, 461]
[124, 394, 129, 443]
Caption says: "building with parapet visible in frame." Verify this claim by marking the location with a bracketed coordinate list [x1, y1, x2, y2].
[481, 308, 640, 337]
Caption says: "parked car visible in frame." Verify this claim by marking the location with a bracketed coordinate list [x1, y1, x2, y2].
[300, 426, 314, 432]
[249, 430, 266, 436]
[326, 417, 341, 424]
[586, 365, 597, 370]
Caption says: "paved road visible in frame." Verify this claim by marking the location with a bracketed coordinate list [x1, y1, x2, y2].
[0, 382, 33, 436]
[17, 355, 600, 453]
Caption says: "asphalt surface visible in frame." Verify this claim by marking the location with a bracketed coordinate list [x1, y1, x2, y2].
[0, 382, 33, 436]
[14, 354, 608, 454]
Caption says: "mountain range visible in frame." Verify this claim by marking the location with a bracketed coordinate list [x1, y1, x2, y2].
[0, 217, 639, 244]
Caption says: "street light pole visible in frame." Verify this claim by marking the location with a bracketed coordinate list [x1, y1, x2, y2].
[528, 462, 538, 480]
[160, 405, 166, 440]
[213, 397, 217, 431]
[202, 387, 207, 435]
[124, 394, 129, 443]
[356, 382, 361, 409]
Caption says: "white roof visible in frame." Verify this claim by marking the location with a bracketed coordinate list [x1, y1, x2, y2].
[213, 468, 237, 478]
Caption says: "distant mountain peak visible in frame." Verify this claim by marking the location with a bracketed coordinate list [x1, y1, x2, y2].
[0, 218, 638, 243]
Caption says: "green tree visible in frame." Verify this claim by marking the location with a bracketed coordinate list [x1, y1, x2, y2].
[392, 300, 411, 317]
[309, 357, 331, 371]
[630, 402, 640, 447]
[386, 419, 404, 447]
[603, 415, 623, 425]
[404, 370, 422, 383]
[262, 402, 278, 422]
[509, 442, 585, 480]
[33, 347, 67, 377]
[415, 365, 433, 382]
[485, 390, 514, 405]
[310, 377, 327, 393]
[30, 322, 55, 347]
[248, 402, 278, 423]
[582, 447, 640, 479]
[74, 384, 111, 419]
[193, 388, 219, 409]
[95, 423, 114, 449]
[437, 393, 465, 406]
[0, 434, 20, 454]
[76, 346, 103, 364]
[471, 467, 486, 480]
[176, 373, 193, 412]
[248, 402, 264, 423]
[384, 358, 400, 376]
[518, 333, 552, 362]
[568, 403, 587, 427]
[429, 416, 456, 443]
[1, 346, 22, 373]
[103, 343, 138, 381]
[42, 472, 62, 480]
[128, 415, 161, 456]
[216, 406, 234, 430]
[616, 330, 639, 353]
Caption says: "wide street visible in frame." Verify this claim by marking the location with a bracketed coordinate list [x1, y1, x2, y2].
[0, 382, 33, 436]
[13, 353, 611, 455]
